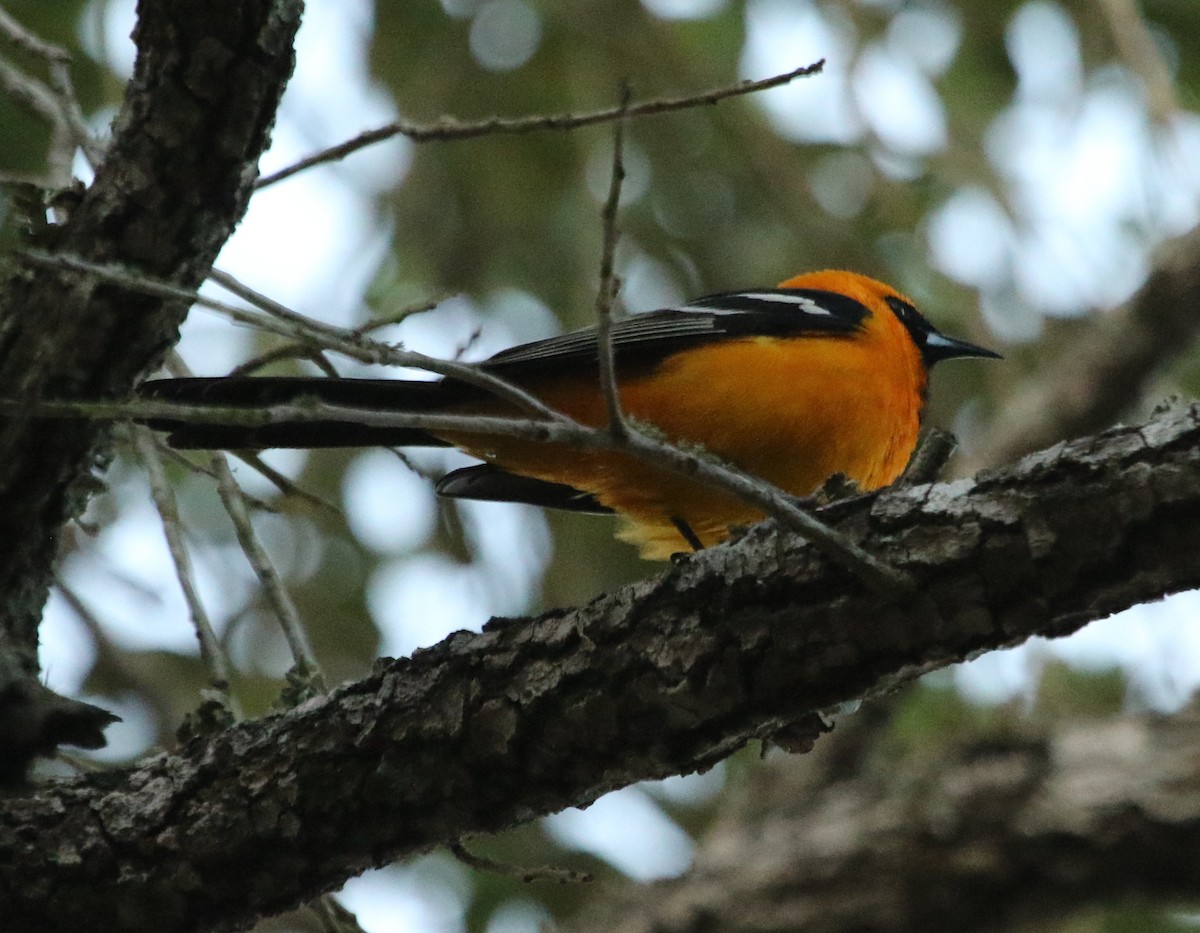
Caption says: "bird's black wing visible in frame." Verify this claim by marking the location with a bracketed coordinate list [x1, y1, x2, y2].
[481, 287, 871, 377]
[138, 289, 872, 450]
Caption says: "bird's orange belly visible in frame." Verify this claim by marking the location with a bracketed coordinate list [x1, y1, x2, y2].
[441, 337, 922, 559]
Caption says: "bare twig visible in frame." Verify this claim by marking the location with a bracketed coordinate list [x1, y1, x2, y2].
[594, 84, 629, 439]
[449, 841, 594, 885]
[451, 324, 482, 362]
[16, 395, 568, 442]
[23, 394, 913, 596]
[351, 294, 447, 335]
[385, 446, 441, 482]
[230, 450, 343, 519]
[898, 430, 958, 487]
[0, 56, 75, 184]
[150, 438, 281, 514]
[208, 268, 342, 340]
[224, 295, 446, 378]
[256, 61, 825, 189]
[149, 370, 360, 933]
[226, 344, 341, 379]
[143, 379, 347, 927]
[0, 6, 104, 168]
[0, 56, 57, 121]
[20, 251, 565, 421]
[211, 451, 325, 690]
[153, 438, 220, 481]
[131, 425, 241, 713]
[0, 5, 69, 61]
[1096, 0, 1178, 122]
[165, 355, 325, 691]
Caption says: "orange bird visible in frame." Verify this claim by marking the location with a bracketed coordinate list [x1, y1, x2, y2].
[142, 271, 999, 559]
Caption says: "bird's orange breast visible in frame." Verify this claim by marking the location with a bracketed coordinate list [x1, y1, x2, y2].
[439, 305, 927, 559]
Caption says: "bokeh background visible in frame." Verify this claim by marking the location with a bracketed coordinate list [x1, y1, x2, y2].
[4, 0, 1200, 929]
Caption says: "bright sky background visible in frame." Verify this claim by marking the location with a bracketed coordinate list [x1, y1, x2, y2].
[36, 0, 1200, 929]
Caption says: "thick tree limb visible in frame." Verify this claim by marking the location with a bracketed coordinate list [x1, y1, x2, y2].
[0, 0, 302, 774]
[565, 702, 1200, 933]
[2, 401, 1200, 933]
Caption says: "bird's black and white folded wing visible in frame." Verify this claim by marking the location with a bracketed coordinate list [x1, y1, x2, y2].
[481, 287, 871, 376]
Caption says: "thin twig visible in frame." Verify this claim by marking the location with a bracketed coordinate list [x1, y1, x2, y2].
[256, 61, 825, 188]
[166, 355, 326, 691]
[0, 54, 73, 192]
[211, 451, 326, 689]
[0, 5, 70, 61]
[0, 6, 104, 167]
[226, 344, 341, 379]
[44, 58, 101, 167]
[151, 438, 282, 514]
[25, 394, 913, 596]
[385, 446, 441, 482]
[898, 429, 958, 487]
[449, 841, 594, 885]
[230, 450, 343, 519]
[154, 437, 220, 481]
[131, 426, 240, 713]
[15, 395, 566, 443]
[451, 324, 482, 362]
[1096, 0, 1178, 122]
[20, 250, 565, 421]
[351, 294, 447, 335]
[594, 84, 630, 439]
[209, 268, 343, 340]
[224, 294, 446, 378]
[0, 56, 60, 122]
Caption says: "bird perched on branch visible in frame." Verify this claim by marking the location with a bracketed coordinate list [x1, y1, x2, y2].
[141, 271, 999, 559]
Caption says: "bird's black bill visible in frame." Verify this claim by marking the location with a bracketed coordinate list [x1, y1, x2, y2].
[922, 331, 1002, 365]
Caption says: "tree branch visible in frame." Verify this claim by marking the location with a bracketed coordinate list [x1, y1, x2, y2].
[3, 400, 1200, 932]
[564, 701, 1200, 933]
[19, 250, 567, 421]
[255, 60, 825, 188]
[0, 0, 302, 776]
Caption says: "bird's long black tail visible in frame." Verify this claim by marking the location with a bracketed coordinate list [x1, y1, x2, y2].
[139, 377, 464, 450]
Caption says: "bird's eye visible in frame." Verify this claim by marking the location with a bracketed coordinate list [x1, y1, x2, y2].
[885, 295, 937, 349]
[885, 295, 919, 324]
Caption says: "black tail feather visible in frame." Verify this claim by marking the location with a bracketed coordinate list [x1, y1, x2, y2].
[139, 377, 464, 450]
[436, 464, 611, 513]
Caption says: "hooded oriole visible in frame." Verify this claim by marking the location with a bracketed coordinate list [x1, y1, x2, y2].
[142, 270, 999, 558]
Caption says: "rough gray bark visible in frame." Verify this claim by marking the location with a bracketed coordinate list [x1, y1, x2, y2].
[0, 0, 303, 781]
[565, 702, 1200, 933]
[2, 401, 1199, 933]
